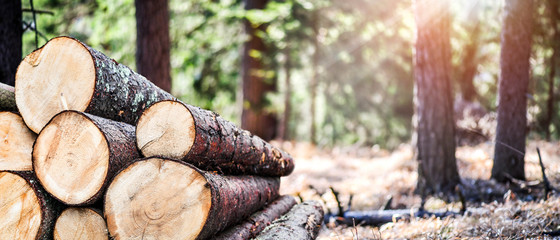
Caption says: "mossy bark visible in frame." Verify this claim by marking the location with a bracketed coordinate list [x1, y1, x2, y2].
[0, 83, 16, 111]
[213, 195, 297, 240]
[254, 200, 324, 240]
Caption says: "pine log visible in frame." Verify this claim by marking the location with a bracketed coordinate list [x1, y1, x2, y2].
[0, 83, 16, 111]
[33, 110, 138, 205]
[213, 195, 297, 240]
[54, 208, 109, 240]
[0, 112, 36, 171]
[254, 200, 324, 240]
[136, 100, 294, 176]
[0, 170, 62, 240]
[15, 36, 174, 133]
[104, 157, 280, 240]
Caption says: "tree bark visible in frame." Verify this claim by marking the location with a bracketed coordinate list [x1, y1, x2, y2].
[0, 112, 36, 171]
[458, 22, 481, 102]
[254, 200, 324, 240]
[213, 195, 297, 240]
[104, 157, 280, 240]
[545, 0, 559, 141]
[0, 170, 63, 240]
[15, 36, 175, 133]
[278, 48, 291, 141]
[33, 110, 139, 205]
[54, 208, 109, 240]
[310, 10, 319, 144]
[136, 100, 294, 176]
[0, 82, 16, 111]
[0, 0, 22, 86]
[241, 0, 277, 141]
[135, 0, 171, 92]
[492, 0, 533, 182]
[414, 0, 460, 194]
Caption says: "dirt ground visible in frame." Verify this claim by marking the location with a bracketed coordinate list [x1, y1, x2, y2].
[277, 140, 560, 239]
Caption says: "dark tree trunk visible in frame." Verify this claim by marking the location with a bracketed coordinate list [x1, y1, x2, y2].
[254, 200, 324, 240]
[135, 0, 171, 92]
[241, 0, 277, 141]
[459, 22, 481, 102]
[545, 0, 559, 141]
[414, 0, 460, 194]
[492, 0, 533, 182]
[213, 195, 297, 240]
[0, 0, 22, 87]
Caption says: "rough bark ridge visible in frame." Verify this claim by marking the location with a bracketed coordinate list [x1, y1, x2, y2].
[0, 82, 16, 111]
[241, 0, 277, 141]
[81, 39, 175, 125]
[199, 169, 280, 240]
[213, 195, 297, 240]
[492, 0, 533, 182]
[414, 0, 460, 194]
[135, 0, 171, 92]
[0, 0, 21, 86]
[1, 171, 63, 240]
[254, 200, 324, 240]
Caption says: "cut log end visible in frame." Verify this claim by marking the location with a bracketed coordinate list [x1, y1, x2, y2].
[54, 208, 108, 240]
[105, 157, 211, 240]
[33, 111, 109, 205]
[0, 172, 42, 240]
[136, 100, 195, 159]
[0, 112, 36, 171]
[15, 36, 96, 133]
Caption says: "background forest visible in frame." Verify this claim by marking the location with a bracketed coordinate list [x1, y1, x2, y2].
[17, 0, 558, 149]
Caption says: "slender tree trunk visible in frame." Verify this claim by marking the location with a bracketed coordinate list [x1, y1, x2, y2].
[459, 22, 481, 102]
[241, 0, 277, 141]
[278, 48, 291, 141]
[492, 0, 533, 182]
[135, 0, 171, 92]
[310, 10, 319, 144]
[545, 0, 559, 141]
[414, 0, 460, 194]
[0, 0, 22, 86]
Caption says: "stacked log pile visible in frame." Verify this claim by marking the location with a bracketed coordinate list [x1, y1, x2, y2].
[0, 36, 323, 239]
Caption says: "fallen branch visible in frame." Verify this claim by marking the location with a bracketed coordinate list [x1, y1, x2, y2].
[325, 208, 461, 226]
[537, 147, 553, 200]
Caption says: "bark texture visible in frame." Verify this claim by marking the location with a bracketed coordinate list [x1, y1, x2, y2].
[213, 195, 297, 240]
[241, 0, 277, 141]
[138, 100, 295, 176]
[0, 0, 21, 86]
[545, 0, 559, 140]
[0, 82, 16, 111]
[0, 170, 63, 240]
[492, 0, 533, 182]
[135, 0, 171, 92]
[414, 0, 459, 195]
[35, 111, 139, 205]
[254, 200, 324, 240]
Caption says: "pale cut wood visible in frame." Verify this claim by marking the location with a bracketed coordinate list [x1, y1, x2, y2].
[33, 110, 138, 205]
[0, 171, 62, 240]
[0, 112, 36, 171]
[136, 100, 294, 176]
[54, 208, 108, 240]
[15, 36, 174, 134]
[105, 157, 279, 240]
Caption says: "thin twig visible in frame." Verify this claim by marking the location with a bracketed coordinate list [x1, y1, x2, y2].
[22, 8, 54, 15]
[536, 147, 552, 200]
[330, 187, 345, 217]
[29, 0, 39, 48]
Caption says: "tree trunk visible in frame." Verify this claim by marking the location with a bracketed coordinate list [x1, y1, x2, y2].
[15, 36, 175, 133]
[104, 157, 280, 240]
[0, 170, 63, 240]
[545, 0, 559, 141]
[254, 200, 324, 240]
[213, 195, 297, 240]
[0, 112, 36, 171]
[459, 22, 481, 102]
[310, 10, 319, 144]
[136, 100, 294, 176]
[33, 110, 139, 205]
[0, 0, 21, 86]
[0, 82, 16, 111]
[492, 0, 533, 182]
[278, 48, 291, 141]
[414, 0, 460, 194]
[241, 0, 277, 141]
[135, 0, 171, 92]
[54, 208, 109, 240]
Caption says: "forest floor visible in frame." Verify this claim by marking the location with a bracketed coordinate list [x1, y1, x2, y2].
[278, 140, 560, 239]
